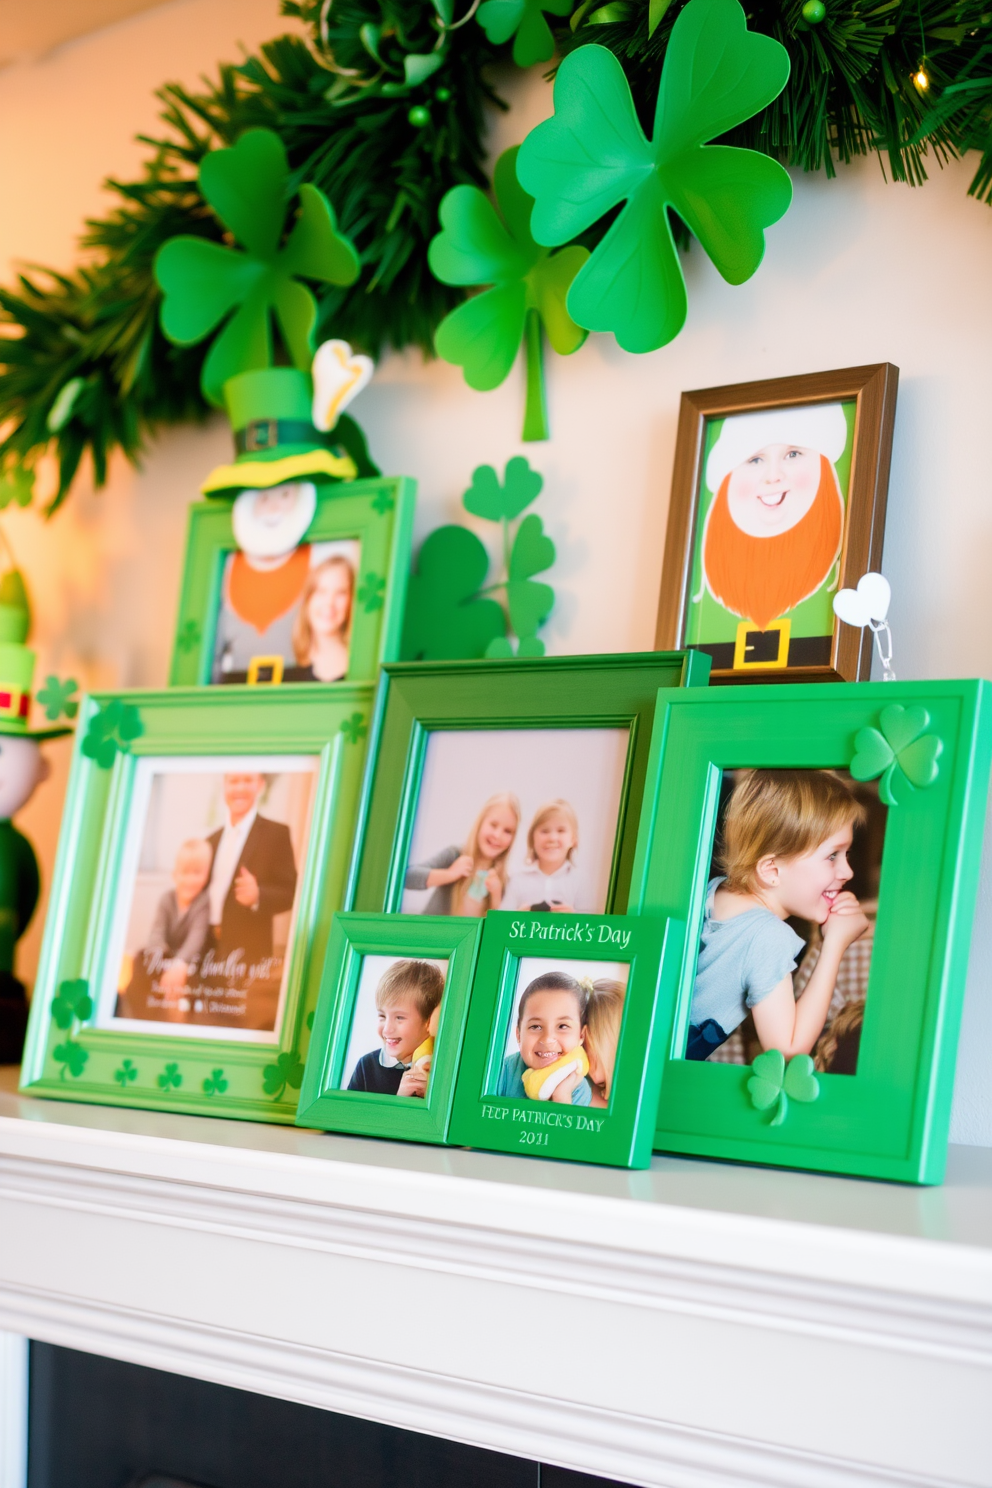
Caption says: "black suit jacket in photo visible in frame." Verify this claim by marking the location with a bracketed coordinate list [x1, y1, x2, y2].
[207, 814, 297, 965]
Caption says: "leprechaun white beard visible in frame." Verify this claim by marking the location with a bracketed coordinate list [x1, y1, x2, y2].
[232, 481, 317, 559]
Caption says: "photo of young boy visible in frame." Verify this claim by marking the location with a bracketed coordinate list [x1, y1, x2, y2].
[116, 838, 212, 1020]
[402, 728, 630, 918]
[687, 768, 884, 1073]
[341, 955, 449, 1097]
[494, 957, 629, 1106]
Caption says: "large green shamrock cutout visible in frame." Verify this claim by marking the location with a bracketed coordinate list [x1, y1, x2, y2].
[155, 129, 360, 407]
[747, 1049, 819, 1127]
[81, 700, 143, 769]
[402, 526, 506, 661]
[51, 978, 93, 1031]
[429, 147, 589, 441]
[477, 0, 574, 66]
[262, 1051, 305, 1101]
[516, 0, 792, 353]
[851, 705, 943, 806]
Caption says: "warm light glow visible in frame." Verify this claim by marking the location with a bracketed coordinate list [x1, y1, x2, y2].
[913, 67, 930, 90]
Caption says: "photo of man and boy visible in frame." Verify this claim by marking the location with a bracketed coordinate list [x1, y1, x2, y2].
[494, 957, 628, 1108]
[687, 767, 885, 1074]
[107, 757, 317, 1039]
[340, 955, 449, 1097]
[401, 728, 630, 918]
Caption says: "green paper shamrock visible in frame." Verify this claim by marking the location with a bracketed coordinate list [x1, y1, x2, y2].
[53, 1040, 88, 1080]
[851, 705, 943, 807]
[429, 147, 589, 441]
[747, 1049, 819, 1126]
[37, 675, 79, 723]
[51, 977, 93, 1031]
[175, 619, 201, 655]
[203, 1068, 229, 1096]
[81, 699, 143, 769]
[371, 488, 395, 516]
[476, 0, 574, 66]
[358, 573, 386, 612]
[157, 1062, 183, 1091]
[155, 128, 360, 407]
[262, 1051, 305, 1101]
[465, 457, 554, 652]
[114, 1059, 138, 1088]
[340, 712, 368, 744]
[402, 526, 505, 662]
[516, 0, 792, 353]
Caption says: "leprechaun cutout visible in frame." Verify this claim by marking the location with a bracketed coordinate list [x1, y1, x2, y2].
[204, 351, 377, 686]
[0, 576, 73, 1062]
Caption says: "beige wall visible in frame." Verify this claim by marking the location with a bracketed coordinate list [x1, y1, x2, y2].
[4, 0, 992, 1141]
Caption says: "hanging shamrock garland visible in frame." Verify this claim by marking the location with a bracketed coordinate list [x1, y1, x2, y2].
[429, 147, 588, 439]
[3, 0, 992, 506]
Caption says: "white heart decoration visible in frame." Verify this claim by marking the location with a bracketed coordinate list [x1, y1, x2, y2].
[832, 571, 891, 629]
[311, 339, 375, 432]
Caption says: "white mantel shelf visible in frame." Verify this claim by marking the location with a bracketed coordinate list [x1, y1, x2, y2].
[1, 1070, 991, 1488]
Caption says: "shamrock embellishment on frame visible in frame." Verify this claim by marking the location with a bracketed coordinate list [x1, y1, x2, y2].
[429, 147, 589, 440]
[81, 699, 143, 769]
[747, 1050, 819, 1127]
[155, 128, 360, 406]
[851, 705, 943, 807]
[516, 0, 792, 353]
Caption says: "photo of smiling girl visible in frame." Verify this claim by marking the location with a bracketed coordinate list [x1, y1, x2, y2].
[496, 970, 592, 1105]
[502, 800, 589, 913]
[688, 769, 871, 1063]
[685, 402, 852, 670]
[404, 792, 520, 916]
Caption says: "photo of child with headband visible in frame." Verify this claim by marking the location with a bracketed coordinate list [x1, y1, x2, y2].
[495, 959, 629, 1106]
[687, 769, 874, 1064]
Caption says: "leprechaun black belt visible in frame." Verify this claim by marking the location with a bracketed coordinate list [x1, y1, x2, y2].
[235, 419, 322, 453]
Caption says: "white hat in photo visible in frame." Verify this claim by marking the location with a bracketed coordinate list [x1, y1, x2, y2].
[706, 403, 849, 494]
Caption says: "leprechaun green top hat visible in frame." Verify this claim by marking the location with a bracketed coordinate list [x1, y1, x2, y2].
[0, 577, 72, 740]
[201, 367, 377, 497]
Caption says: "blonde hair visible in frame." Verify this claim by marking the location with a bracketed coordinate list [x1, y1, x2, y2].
[450, 792, 520, 915]
[375, 959, 445, 1021]
[175, 838, 211, 872]
[584, 979, 624, 1099]
[292, 554, 354, 664]
[721, 770, 866, 894]
[526, 799, 579, 864]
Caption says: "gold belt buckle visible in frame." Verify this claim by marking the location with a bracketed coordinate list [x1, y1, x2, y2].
[732, 618, 791, 671]
[247, 655, 285, 686]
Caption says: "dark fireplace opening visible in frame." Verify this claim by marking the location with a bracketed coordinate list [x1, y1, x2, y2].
[28, 1344, 635, 1488]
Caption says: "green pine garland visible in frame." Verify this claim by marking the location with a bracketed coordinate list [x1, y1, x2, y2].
[2, 0, 991, 511]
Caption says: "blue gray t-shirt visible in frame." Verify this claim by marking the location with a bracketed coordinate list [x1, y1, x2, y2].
[690, 877, 806, 1036]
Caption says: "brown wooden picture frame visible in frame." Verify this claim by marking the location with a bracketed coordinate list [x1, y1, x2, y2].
[654, 364, 898, 684]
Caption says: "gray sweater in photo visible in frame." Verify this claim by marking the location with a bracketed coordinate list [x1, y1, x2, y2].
[404, 845, 464, 915]
[145, 888, 211, 967]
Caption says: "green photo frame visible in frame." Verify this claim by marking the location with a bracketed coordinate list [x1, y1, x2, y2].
[20, 684, 374, 1123]
[448, 911, 683, 1168]
[295, 912, 483, 1143]
[169, 475, 416, 687]
[629, 680, 992, 1183]
[348, 651, 710, 920]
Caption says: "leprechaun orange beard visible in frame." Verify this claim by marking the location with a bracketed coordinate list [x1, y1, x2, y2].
[702, 457, 844, 632]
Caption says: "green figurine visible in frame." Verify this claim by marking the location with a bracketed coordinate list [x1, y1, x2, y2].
[0, 573, 73, 1063]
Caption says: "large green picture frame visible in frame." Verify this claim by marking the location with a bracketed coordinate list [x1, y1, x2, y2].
[296, 912, 483, 1143]
[629, 680, 992, 1183]
[169, 476, 416, 686]
[348, 651, 711, 917]
[448, 911, 683, 1168]
[20, 684, 374, 1122]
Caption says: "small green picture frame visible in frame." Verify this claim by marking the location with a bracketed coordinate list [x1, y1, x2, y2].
[448, 911, 683, 1168]
[169, 476, 415, 687]
[20, 684, 374, 1122]
[629, 680, 992, 1184]
[295, 912, 483, 1143]
[347, 650, 710, 920]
